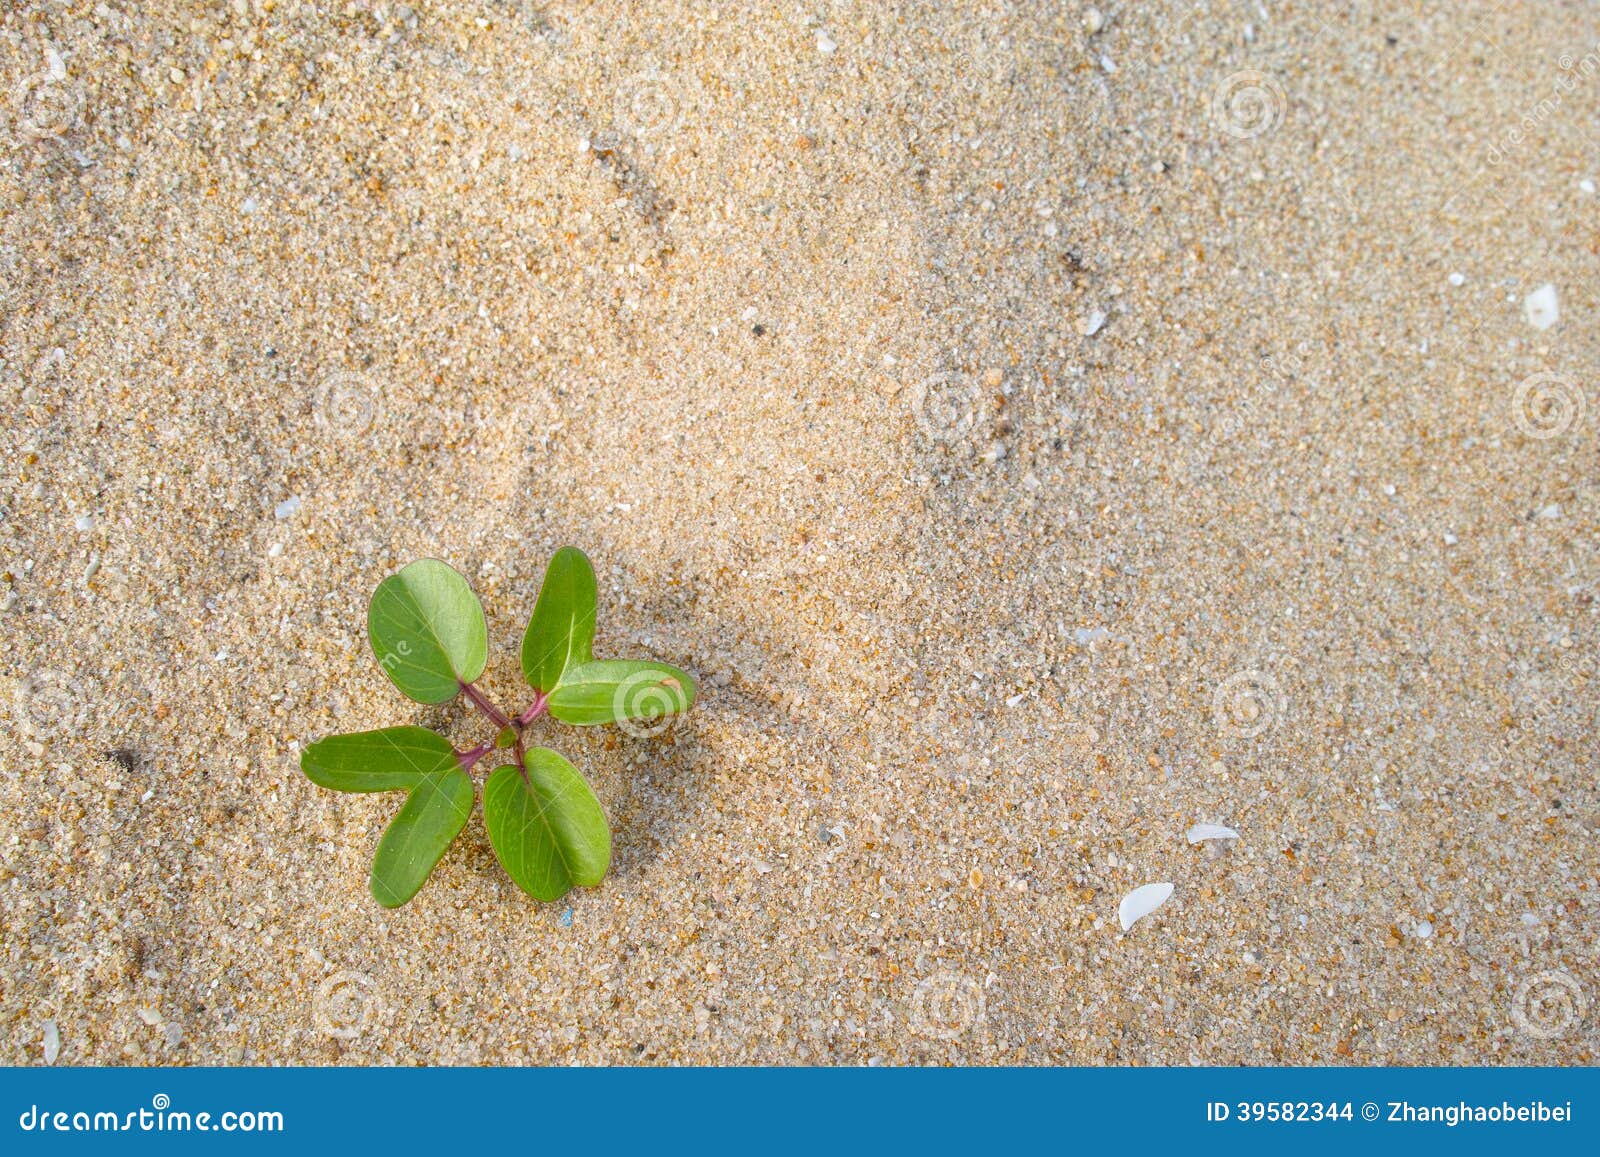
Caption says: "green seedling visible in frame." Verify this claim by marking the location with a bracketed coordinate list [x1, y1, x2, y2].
[300, 548, 695, 908]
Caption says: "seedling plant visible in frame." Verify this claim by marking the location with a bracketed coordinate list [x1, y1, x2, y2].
[301, 548, 695, 907]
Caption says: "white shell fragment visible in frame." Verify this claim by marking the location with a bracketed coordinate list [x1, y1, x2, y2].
[1118, 882, 1174, 931]
[1524, 283, 1559, 330]
[42, 1019, 60, 1065]
[1186, 823, 1240, 845]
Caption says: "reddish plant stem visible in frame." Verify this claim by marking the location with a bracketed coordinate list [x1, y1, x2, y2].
[459, 680, 511, 729]
[456, 741, 494, 773]
[515, 692, 549, 726]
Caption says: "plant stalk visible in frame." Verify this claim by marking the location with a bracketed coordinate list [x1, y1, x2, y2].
[460, 680, 511, 729]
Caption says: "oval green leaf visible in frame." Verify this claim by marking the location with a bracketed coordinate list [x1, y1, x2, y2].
[370, 767, 473, 908]
[520, 547, 597, 693]
[545, 659, 697, 727]
[483, 748, 610, 902]
[300, 726, 474, 908]
[367, 558, 488, 704]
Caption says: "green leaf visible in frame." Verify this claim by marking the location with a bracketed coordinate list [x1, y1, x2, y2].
[483, 749, 611, 902]
[300, 727, 474, 908]
[545, 659, 697, 729]
[367, 558, 488, 704]
[520, 547, 597, 693]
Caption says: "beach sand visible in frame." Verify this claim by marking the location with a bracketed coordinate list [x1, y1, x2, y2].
[2, 0, 1595, 1064]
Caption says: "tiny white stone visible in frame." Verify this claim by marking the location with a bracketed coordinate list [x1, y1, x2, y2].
[1186, 822, 1240, 844]
[1580, 179, 1596, 195]
[1080, 309, 1107, 336]
[1524, 283, 1559, 330]
[42, 1020, 60, 1064]
[1448, 272, 1465, 286]
[74, 513, 95, 531]
[137, 1006, 161, 1026]
[1005, 692, 1025, 707]
[274, 495, 301, 519]
[1099, 54, 1117, 73]
[816, 30, 837, 54]
[1537, 503, 1562, 520]
[1084, 8, 1104, 35]
[1414, 920, 1433, 939]
[1118, 882, 1174, 931]
[1442, 532, 1458, 546]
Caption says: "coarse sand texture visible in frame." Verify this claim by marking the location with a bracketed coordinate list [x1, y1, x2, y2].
[1, 2, 1596, 1064]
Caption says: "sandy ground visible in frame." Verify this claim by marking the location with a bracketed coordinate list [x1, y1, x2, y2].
[1, 0, 1596, 1066]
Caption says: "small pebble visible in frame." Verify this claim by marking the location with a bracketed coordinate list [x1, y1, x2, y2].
[1084, 7, 1104, 35]
[1079, 309, 1107, 336]
[1580, 179, 1596, 195]
[42, 1019, 60, 1065]
[74, 513, 95, 532]
[1447, 272, 1464, 286]
[815, 31, 837, 55]
[1524, 283, 1559, 330]
[274, 495, 302, 520]
[1099, 54, 1117, 73]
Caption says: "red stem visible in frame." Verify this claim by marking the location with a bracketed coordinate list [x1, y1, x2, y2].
[516, 692, 549, 726]
[457, 741, 494, 772]
[459, 680, 511, 729]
